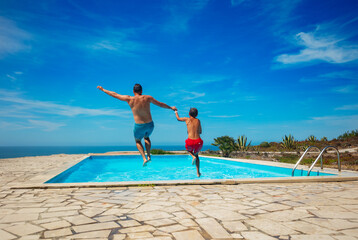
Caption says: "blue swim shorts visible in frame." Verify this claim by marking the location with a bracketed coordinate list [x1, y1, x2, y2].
[134, 121, 154, 140]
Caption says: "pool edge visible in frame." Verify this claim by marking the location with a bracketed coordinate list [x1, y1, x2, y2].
[10, 176, 358, 189]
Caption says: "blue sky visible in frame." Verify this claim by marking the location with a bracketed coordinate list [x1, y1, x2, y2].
[0, 0, 357, 146]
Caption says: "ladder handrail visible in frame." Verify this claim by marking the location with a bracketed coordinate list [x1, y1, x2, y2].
[307, 146, 341, 176]
[292, 146, 321, 176]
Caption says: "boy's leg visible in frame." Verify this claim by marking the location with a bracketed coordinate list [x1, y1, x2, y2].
[144, 137, 151, 161]
[195, 153, 201, 177]
[135, 139, 148, 166]
[188, 151, 196, 165]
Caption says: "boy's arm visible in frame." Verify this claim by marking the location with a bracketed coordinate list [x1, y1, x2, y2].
[199, 120, 202, 134]
[175, 110, 188, 122]
[97, 86, 130, 102]
[149, 96, 176, 110]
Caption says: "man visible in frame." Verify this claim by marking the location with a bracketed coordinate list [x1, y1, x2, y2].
[97, 84, 177, 166]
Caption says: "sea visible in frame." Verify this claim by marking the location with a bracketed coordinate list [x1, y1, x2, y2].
[0, 145, 219, 159]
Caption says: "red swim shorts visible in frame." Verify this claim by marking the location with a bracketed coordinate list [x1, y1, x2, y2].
[185, 138, 203, 154]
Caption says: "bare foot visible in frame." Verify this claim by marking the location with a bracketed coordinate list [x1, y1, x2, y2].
[147, 156, 151, 162]
[143, 159, 149, 167]
[197, 172, 201, 177]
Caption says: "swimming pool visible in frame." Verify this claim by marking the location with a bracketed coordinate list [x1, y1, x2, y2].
[46, 155, 334, 183]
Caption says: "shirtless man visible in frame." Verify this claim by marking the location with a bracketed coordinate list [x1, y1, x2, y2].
[97, 84, 177, 166]
[174, 108, 203, 177]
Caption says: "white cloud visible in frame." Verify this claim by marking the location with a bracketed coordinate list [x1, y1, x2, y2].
[0, 89, 131, 118]
[231, 0, 245, 6]
[14, 71, 23, 75]
[192, 75, 229, 84]
[300, 71, 358, 82]
[28, 119, 65, 131]
[173, 74, 228, 86]
[276, 30, 358, 65]
[209, 114, 241, 118]
[309, 115, 358, 126]
[0, 119, 65, 131]
[335, 104, 358, 111]
[6, 74, 16, 81]
[0, 120, 33, 130]
[332, 85, 356, 94]
[87, 36, 147, 56]
[320, 71, 358, 80]
[0, 16, 32, 58]
[164, 0, 210, 33]
[182, 91, 205, 100]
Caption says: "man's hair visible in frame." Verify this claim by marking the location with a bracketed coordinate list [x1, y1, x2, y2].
[189, 108, 198, 118]
[133, 84, 142, 93]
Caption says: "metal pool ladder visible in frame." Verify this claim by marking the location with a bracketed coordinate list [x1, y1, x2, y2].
[292, 146, 321, 176]
[307, 146, 341, 176]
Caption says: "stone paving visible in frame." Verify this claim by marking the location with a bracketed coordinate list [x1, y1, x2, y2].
[1, 155, 358, 239]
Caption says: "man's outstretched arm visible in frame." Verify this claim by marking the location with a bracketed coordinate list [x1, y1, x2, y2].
[175, 110, 188, 122]
[149, 96, 176, 111]
[97, 86, 130, 102]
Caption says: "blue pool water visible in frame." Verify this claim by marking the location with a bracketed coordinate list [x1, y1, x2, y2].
[46, 155, 334, 183]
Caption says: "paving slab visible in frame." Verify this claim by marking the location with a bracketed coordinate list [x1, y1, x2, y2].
[63, 214, 96, 225]
[69, 230, 111, 239]
[157, 224, 187, 233]
[43, 227, 73, 238]
[72, 222, 120, 233]
[0, 229, 17, 240]
[195, 217, 232, 238]
[245, 219, 298, 236]
[172, 230, 205, 240]
[0, 213, 39, 223]
[222, 221, 248, 232]
[129, 211, 174, 221]
[241, 231, 276, 240]
[290, 235, 336, 240]
[119, 225, 156, 233]
[4, 223, 44, 236]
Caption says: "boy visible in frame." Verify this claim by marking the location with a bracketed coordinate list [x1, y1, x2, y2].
[175, 108, 203, 177]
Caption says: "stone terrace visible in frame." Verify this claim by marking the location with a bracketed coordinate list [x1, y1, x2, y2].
[1, 155, 358, 240]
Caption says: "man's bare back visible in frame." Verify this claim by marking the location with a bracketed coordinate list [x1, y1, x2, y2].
[128, 95, 155, 124]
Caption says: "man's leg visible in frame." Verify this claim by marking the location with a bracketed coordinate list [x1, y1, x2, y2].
[135, 139, 148, 166]
[195, 153, 201, 177]
[144, 137, 151, 161]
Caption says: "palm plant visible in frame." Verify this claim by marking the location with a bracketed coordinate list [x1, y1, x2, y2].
[281, 134, 296, 150]
[237, 135, 252, 151]
[338, 129, 358, 140]
[321, 136, 328, 142]
[212, 136, 238, 157]
[300, 144, 309, 151]
[306, 135, 317, 142]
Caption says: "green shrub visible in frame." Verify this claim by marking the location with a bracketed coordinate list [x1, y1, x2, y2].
[306, 135, 317, 142]
[320, 136, 328, 141]
[259, 141, 270, 148]
[150, 149, 174, 155]
[338, 129, 358, 140]
[300, 144, 309, 151]
[212, 136, 238, 157]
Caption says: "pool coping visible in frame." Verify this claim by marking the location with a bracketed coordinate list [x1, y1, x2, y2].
[10, 154, 358, 189]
